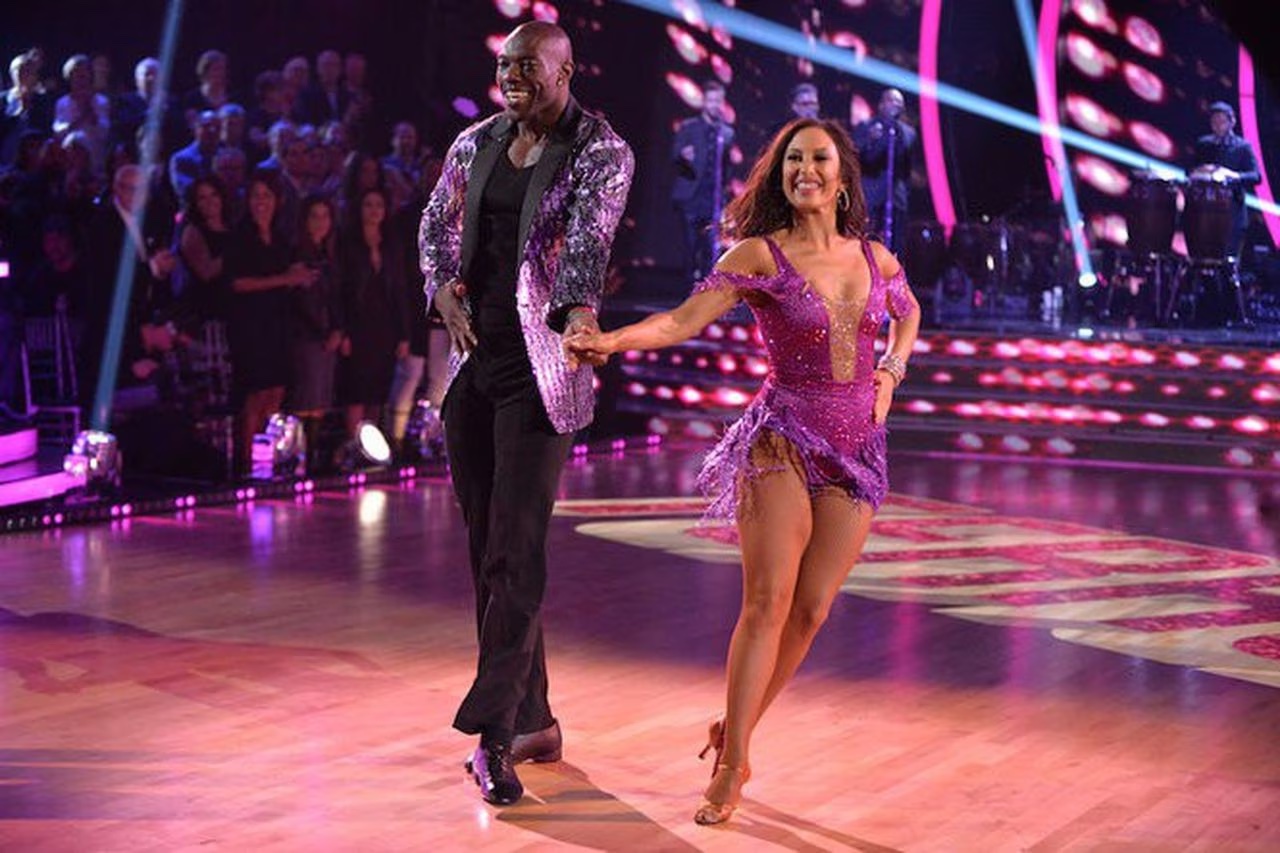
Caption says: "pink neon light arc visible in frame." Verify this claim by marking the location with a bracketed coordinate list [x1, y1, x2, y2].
[1238, 48, 1280, 247]
[918, 0, 956, 234]
[1037, 0, 1066, 202]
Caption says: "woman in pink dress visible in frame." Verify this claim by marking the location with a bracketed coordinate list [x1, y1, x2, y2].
[565, 118, 920, 825]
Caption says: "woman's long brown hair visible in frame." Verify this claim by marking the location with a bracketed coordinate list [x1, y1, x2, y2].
[723, 118, 868, 240]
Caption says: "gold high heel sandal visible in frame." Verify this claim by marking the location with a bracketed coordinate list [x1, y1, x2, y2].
[697, 718, 725, 772]
[694, 763, 750, 826]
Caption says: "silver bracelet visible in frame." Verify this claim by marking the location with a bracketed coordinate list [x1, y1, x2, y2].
[876, 353, 907, 385]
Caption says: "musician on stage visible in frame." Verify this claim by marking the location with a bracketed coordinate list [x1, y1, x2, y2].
[672, 79, 734, 282]
[1191, 101, 1260, 260]
[852, 88, 915, 255]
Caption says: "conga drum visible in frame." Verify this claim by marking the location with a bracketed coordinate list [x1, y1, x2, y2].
[1126, 171, 1180, 256]
[1183, 175, 1234, 260]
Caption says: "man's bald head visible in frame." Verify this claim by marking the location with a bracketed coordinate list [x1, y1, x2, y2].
[506, 21, 573, 65]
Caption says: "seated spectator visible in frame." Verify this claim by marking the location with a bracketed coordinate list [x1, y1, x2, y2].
[20, 214, 88, 318]
[53, 54, 110, 176]
[295, 50, 348, 127]
[169, 109, 221, 201]
[245, 70, 286, 164]
[181, 50, 231, 130]
[2, 51, 56, 164]
[257, 118, 296, 172]
[81, 163, 177, 408]
[315, 121, 349, 195]
[218, 102, 247, 154]
[57, 130, 102, 223]
[336, 150, 385, 227]
[342, 52, 373, 150]
[281, 56, 310, 123]
[381, 120, 421, 211]
[109, 57, 182, 162]
[212, 146, 247, 226]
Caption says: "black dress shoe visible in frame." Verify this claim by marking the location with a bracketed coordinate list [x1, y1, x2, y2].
[512, 719, 562, 764]
[464, 742, 523, 805]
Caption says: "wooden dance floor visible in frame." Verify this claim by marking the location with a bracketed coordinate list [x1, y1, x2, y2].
[1, 441, 1278, 851]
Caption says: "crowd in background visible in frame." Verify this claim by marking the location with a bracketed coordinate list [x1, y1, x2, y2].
[0, 45, 447, 477]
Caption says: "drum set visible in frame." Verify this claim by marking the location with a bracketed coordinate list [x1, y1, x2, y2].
[1114, 170, 1248, 327]
[903, 215, 1071, 325]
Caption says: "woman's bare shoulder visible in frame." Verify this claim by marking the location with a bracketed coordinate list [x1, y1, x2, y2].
[716, 236, 778, 278]
[866, 238, 903, 279]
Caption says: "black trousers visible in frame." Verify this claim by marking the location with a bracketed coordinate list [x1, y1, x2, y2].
[443, 354, 573, 742]
[677, 203, 716, 283]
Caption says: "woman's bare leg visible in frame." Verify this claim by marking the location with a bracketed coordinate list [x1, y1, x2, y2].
[756, 491, 875, 721]
[708, 436, 811, 805]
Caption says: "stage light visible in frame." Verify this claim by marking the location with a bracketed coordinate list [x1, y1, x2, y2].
[1233, 416, 1269, 436]
[666, 24, 707, 64]
[1065, 33, 1115, 78]
[1253, 385, 1279, 404]
[1123, 16, 1162, 56]
[493, 0, 529, 18]
[1078, 272, 1098, 288]
[252, 413, 306, 480]
[1122, 62, 1164, 103]
[357, 422, 392, 465]
[63, 430, 121, 494]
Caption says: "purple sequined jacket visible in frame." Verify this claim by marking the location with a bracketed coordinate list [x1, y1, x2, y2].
[418, 98, 634, 434]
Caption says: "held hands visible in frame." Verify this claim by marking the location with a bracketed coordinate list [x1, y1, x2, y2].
[435, 280, 477, 355]
[563, 329, 610, 370]
[563, 308, 609, 370]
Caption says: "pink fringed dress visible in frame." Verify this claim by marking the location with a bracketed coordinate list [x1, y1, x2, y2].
[692, 236, 917, 523]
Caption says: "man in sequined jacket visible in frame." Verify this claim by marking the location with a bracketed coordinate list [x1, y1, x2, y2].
[417, 21, 633, 807]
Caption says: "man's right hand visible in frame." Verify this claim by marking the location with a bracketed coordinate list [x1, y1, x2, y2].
[435, 281, 477, 355]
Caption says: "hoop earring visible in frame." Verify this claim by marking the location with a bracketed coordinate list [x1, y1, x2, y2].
[837, 187, 851, 212]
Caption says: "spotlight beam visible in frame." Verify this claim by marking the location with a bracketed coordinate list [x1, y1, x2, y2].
[90, 0, 187, 430]
[617, 0, 1280, 219]
[1017, 0, 1093, 280]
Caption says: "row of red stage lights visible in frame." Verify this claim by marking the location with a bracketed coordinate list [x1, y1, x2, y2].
[641, 415, 1280, 470]
[623, 353, 1276, 404]
[948, 433, 1280, 469]
[654, 325, 1280, 373]
[621, 381, 1275, 438]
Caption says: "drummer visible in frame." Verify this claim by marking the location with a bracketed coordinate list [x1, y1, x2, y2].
[1191, 101, 1260, 260]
